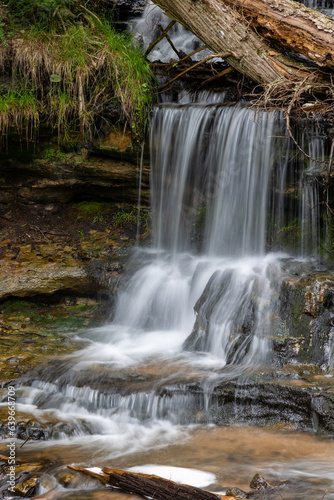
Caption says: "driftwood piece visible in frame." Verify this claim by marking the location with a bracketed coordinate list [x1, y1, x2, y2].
[68, 465, 110, 484]
[69, 465, 244, 500]
[158, 23, 182, 58]
[169, 45, 209, 68]
[103, 468, 220, 500]
[144, 20, 176, 58]
[199, 67, 233, 87]
[159, 52, 234, 89]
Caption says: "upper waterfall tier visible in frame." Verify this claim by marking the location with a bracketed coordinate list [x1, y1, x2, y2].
[150, 102, 325, 257]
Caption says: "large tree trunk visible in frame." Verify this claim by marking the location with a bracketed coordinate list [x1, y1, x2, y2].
[151, 0, 334, 85]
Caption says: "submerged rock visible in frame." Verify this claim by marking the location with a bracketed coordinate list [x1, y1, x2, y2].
[225, 487, 249, 498]
[249, 474, 272, 491]
[13, 477, 39, 497]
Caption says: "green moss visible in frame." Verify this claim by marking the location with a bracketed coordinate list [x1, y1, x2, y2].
[68, 303, 92, 313]
[322, 212, 334, 263]
[71, 201, 113, 219]
[0, 299, 40, 314]
[193, 206, 207, 232]
[41, 146, 68, 161]
[270, 217, 301, 254]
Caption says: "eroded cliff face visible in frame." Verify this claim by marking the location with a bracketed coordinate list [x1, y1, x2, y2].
[0, 128, 150, 299]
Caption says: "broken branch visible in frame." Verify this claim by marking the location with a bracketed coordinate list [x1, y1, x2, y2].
[145, 20, 176, 58]
[159, 52, 234, 90]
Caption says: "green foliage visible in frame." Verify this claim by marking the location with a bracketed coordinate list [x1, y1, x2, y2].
[72, 201, 112, 219]
[0, 4, 154, 142]
[42, 146, 68, 161]
[113, 208, 137, 228]
[113, 207, 151, 232]
[7, 0, 77, 28]
[0, 90, 40, 138]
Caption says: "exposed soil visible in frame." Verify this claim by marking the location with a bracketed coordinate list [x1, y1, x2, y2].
[0, 201, 150, 250]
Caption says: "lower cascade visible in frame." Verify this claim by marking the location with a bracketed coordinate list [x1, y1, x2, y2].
[1, 96, 334, 498]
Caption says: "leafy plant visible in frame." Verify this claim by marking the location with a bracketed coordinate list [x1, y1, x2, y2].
[6, 0, 77, 28]
[113, 208, 137, 229]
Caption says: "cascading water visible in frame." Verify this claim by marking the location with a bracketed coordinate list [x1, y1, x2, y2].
[130, 1, 209, 62]
[151, 105, 276, 255]
[1, 95, 334, 499]
[10, 100, 324, 416]
[300, 0, 334, 17]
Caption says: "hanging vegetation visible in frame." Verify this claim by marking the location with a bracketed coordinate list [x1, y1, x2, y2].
[0, 0, 154, 143]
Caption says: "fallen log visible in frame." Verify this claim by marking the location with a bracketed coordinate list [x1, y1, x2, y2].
[68, 465, 244, 500]
[151, 0, 334, 87]
[104, 467, 220, 500]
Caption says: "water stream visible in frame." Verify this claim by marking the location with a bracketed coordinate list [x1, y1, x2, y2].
[1, 96, 334, 498]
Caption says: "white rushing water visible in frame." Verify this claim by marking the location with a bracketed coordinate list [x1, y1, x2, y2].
[301, 0, 334, 17]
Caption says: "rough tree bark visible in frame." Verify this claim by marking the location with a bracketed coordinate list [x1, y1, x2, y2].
[68, 466, 228, 500]
[151, 0, 334, 85]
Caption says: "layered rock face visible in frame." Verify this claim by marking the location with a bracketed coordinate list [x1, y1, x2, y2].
[0, 133, 150, 303]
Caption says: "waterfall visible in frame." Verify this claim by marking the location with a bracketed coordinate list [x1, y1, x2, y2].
[111, 102, 321, 366]
[299, 0, 334, 17]
[151, 105, 276, 256]
[4, 97, 331, 466]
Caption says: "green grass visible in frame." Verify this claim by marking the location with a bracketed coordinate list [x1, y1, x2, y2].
[6, 0, 77, 29]
[0, 4, 154, 143]
[0, 90, 40, 138]
[113, 207, 151, 232]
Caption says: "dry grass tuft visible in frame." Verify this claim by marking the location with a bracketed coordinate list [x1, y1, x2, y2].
[0, 13, 154, 142]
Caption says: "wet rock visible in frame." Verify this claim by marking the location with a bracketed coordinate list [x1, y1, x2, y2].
[13, 477, 39, 497]
[184, 259, 334, 369]
[109, 0, 146, 20]
[0, 416, 76, 441]
[225, 486, 249, 498]
[0, 244, 91, 300]
[311, 392, 334, 433]
[26, 420, 47, 441]
[183, 269, 234, 351]
[276, 268, 334, 368]
[56, 471, 78, 488]
[212, 379, 334, 433]
[0, 242, 128, 302]
[250, 473, 272, 490]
